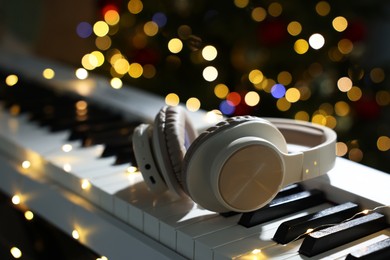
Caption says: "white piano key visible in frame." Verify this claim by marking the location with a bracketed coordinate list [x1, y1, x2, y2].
[97, 172, 180, 231]
[77, 163, 129, 180]
[195, 203, 332, 260]
[0, 113, 72, 154]
[176, 214, 241, 259]
[159, 204, 218, 250]
[213, 203, 332, 260]
[48, 151, 116, 175]
[143, 197, 193, 240]
[88, 171, 135, 213]
[114, 196, 129, 223]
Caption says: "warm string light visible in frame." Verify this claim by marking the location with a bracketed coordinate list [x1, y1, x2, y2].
[289, 205, 390, 243]
[11, 195, 21, 205]
[81, 179, 91, 190]
[10, 247, 22, 259]
[237, 204, 390, 259]
[72, 229, 80, 240]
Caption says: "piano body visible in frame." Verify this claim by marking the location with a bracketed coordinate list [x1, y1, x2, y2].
[0, 49, 389, 259]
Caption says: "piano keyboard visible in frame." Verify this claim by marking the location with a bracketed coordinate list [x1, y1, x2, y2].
[0, 49, 389, 260]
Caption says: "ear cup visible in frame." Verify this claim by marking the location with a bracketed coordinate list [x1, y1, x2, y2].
[152, 106, 198, 197]
[182, 116, 288, 212]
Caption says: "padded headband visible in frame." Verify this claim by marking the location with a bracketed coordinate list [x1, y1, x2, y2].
[266, 117, 337, 182]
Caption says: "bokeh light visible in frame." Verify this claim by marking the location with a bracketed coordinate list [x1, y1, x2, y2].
[370, 67, 385, 83]
[165, 93, 180, 106]
[294, 39, 309, 54]
[276, 97, 291, 111]
[315, 1, 331, 16]
[337, 77, 353, 92]
[128, 63, 143, 78]
[168, 38, 183, 53]
[93, 21, 109, 37]
[277, 71, 292, 86]
[219, 100, 235, 115]
[347, 86, 362, 101]
[377, 136, 390, 152]
[332, 16, 348, 32]
[104, 10, 120, 26]
[271, 84, 286, 98]
[42, 68, 55, 79]
[214, 83, 229, 99]
[244, 91, 260, 106]
[287, 21, 302, 36]
[144, 21, 159, 36]
[234, 0, 249, 9]
[268, 2, 283, 17]
[128, 0, 143, 14]
[309, 33, 325, 50]
[285, 88, 300, 102]
[251, 7, 267, 22]
[202, 66, 218, 82]
[76, 22, 93, 38]
[152, 12, 167, 27]
[336, 142, 348, 156]
[5, 74, 18, 86]
[226, 92, 241, 106]
[110, 77, 123, 89]
[186, 97, 201, 111]
[95, 35, 112, 50]
[249, 69, 264, 84]
[75, 68, 88, 80]
[295, 111, 310, 121]
[202, 45, 218, 61]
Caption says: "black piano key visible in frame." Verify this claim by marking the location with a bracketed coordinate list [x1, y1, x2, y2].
[49, 113, 122, 132]
[82, 128, 134, 147]
[219, 184, 305, 218]
[299, 212, 388, 257]
[274, 183, 305, 199]
[346, 237, 390, 260]
[102, 140, 135, 157]
[114, 148, 137, 165]
[68, 120, 140, 141]
[273, 202, 361, 244]
[29, 100, 81, 122]
[238, 189, 326, 228]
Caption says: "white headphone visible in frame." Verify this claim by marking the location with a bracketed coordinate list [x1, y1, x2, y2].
[132, 106, 337, 213]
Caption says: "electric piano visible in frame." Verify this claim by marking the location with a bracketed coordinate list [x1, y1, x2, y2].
[0, 49, 389, 260]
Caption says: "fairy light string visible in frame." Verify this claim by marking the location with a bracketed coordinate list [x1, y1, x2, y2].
[236, 204, 390, 259]
[289, 204, 390, 243]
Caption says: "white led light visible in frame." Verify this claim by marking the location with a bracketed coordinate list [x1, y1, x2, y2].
[72, 229, 80, 240]
[62, 144, 73, 152]
[81, 179, 91, 190]
[309, 33, 325, 50]
[11, 195, 21, 205]
[21, 160, 31, 169]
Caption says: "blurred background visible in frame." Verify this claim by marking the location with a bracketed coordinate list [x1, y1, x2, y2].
[1, 1, 389, 171]
[0, 1, 389, 259]
[0, 0, 390, 175]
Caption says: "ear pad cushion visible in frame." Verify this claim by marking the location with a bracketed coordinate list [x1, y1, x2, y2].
[182, 116, 288, 212]
[152, 106, 198, 196]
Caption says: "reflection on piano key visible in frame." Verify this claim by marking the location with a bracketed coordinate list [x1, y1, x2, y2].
[346, 236, 390, 260]
[211, 204, 332, 260]
[238, 189, 326, 228]
[299, 212, 388, 256]
[273, 202, 361, 244]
